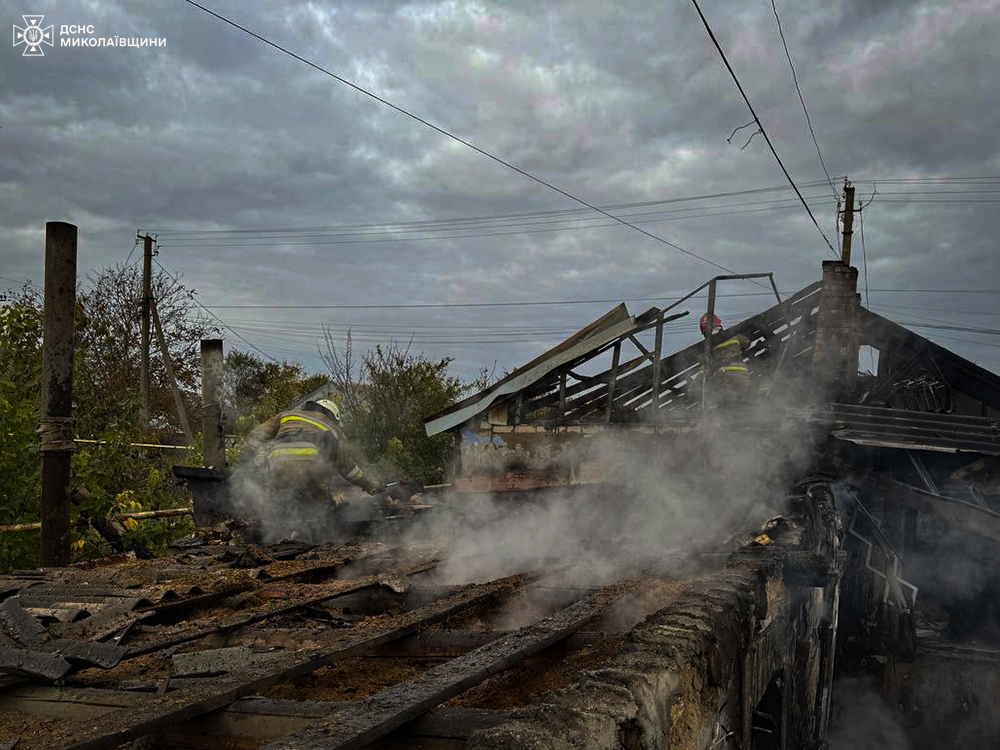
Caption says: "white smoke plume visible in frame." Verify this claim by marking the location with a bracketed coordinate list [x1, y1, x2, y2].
[401, 396, 820, 589]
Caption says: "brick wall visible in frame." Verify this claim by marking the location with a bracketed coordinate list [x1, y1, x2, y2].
[812, 261, 860, 400]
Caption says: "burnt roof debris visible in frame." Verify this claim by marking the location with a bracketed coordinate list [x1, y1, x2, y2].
[426, 275, 1000, 438]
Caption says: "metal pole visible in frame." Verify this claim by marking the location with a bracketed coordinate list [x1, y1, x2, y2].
[841, 183, 855, 266]
[39, 222, 77, 567]
[139, 234, 153, 429]
[200, 339, 225, 469]
[701, 279, 717, 411]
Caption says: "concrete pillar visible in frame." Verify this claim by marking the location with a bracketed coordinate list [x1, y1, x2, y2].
[812, 261, 860, 402]
[39, 222, 77, 567]
[200, 339, 225, 469]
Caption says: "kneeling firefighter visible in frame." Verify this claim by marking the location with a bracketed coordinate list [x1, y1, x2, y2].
[245, 399, 384, 509]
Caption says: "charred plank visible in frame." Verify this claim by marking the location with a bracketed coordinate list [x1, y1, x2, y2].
[260, 584, 629, 750]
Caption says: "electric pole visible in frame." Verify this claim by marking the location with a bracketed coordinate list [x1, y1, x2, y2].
[139, 233, 153, 430]
[841, 181, 855, 265]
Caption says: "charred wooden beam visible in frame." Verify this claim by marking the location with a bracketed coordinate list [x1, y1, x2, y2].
[221, 629, 606, 659]
[259, 584, 630, 750]
[0, 688, 504, 750]
[819, 451, 1000, 544]
[23, 574, 531, 750]
[129, 561, 438, 656]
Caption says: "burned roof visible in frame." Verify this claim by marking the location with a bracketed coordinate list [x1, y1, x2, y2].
[425, 276, 1000, 438]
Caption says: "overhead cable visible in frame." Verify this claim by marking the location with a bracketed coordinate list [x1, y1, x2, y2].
[769, 0, 838, 201]
[150, 180, 841, 235]
[181, 0, 750, 279]
[152, 258, 279, 362]
[690, 0, 840, 258]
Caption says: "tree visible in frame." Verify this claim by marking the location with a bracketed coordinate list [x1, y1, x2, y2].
[223, 350, 329, 435]
[75, 263, 219, 438]
[0, 290, 44, 572]
[321, 330, 464, 485]
[0, 273, 199, 573]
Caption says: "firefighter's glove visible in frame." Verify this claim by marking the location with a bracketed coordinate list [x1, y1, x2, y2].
[363, 479, 385, 496]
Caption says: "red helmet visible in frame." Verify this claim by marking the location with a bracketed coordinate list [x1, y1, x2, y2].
[699, 313, 722, 336]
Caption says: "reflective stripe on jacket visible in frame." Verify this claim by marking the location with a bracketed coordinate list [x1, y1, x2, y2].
[251, 407, 371, 489]
[712, 335, 750, 379]
[267, 442, 321, 462]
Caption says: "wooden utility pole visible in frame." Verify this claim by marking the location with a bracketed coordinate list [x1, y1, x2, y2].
[841, 182, 855, 265]
[200, 339, 225, 469]
[139, 233, 154, 429]
[39, 222, 77, 567]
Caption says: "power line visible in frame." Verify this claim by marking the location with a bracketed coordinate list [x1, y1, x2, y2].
[157, 194, 840, 243]
[769, 0, 838, 201]
[859, 209, 874, 370]
[0, 275, 37, 290]
[859, 210, 871, 310]
[150, 180, 842, 235]
[871, 289, 1000, 294]
[918, 332, 1000, 352]
[201, 286, 1000, 312]
[154, 189, 999, 246]
[894, 320, 1000, 338]
[690, 0, 840, 258]
[157, 198, 842, 248]
[181, 0, 750, 280]
[853, 176, 1000, 183]
[206, 290, 783, 310]
[123, 238, 141, 266]
[875, 302, 1000, 318]
[152, 258, 279, 363]
[868, 199, 1000, 204]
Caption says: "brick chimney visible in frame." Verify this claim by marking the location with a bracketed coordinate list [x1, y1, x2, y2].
[812, 260, 860, 401]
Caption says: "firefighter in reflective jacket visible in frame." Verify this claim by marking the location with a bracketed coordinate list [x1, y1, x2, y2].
[700, 314, 752, 406]
[246, 398, 383, 505]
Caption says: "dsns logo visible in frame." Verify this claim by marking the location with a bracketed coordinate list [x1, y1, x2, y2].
[13, 15, 53, 56]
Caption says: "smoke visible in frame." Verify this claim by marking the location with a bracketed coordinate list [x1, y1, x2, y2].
[223, 367, 825, 584]
[401, 392, 819, 589]
[827, 678, 913, 750]
[227, 460, 354, 544]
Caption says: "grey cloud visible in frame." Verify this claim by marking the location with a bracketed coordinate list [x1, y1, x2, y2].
[2, 0, 999, 381]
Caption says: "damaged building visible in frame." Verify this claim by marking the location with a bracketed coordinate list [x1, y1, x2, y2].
[1, 256, 999, 750]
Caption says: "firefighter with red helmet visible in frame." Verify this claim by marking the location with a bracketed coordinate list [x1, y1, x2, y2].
[700, 314, 752, 406]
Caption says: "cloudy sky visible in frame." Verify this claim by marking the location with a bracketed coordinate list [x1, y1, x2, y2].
[3, 0, 1000, 381]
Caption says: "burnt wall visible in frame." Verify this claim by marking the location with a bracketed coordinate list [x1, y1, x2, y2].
[468, 482, 844, 750]
[883, 649, 1000, 749]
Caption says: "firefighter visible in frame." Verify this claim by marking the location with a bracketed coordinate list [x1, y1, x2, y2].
[700, 313, 752, 407]
[245, 398, 383, 509]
